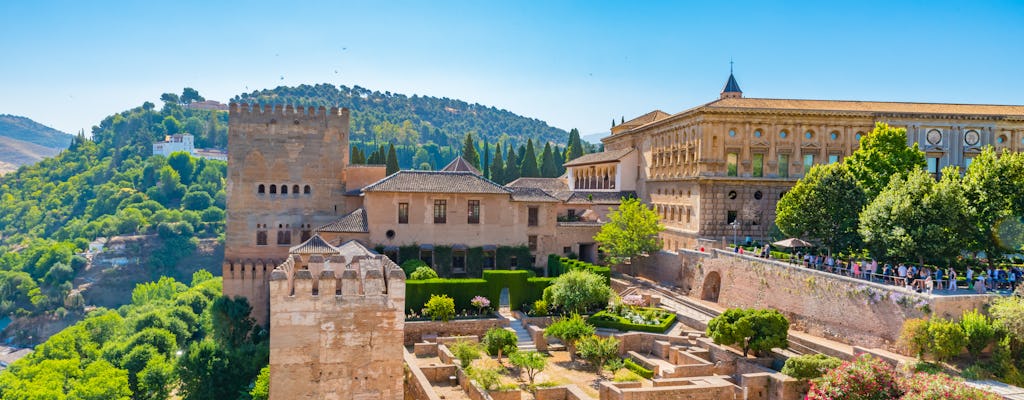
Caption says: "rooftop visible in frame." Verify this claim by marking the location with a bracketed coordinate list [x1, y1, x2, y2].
[289, 234, 340, 255]
[363, 170, 509, 194]
[440, 156, 482, 175]
[563, 148, 634, 167]
[317, 208, 368, 233]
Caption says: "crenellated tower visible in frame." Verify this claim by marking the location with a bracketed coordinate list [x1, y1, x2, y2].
[223, 103, 351, 324]
[268, 250, 405, 400]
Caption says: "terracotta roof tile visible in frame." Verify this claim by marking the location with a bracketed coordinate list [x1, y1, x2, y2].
[335, 239, 377, 259]
[707, 97, 1024, 116]
[317, 208, 368, 233]
[563, 148, 634, 167]
[289, 234, 340, 255]
[506, 177, 569, 192]
[440, 156, 482, 175]
[509, 187, 560, 202]
[363, 171, 509, 194]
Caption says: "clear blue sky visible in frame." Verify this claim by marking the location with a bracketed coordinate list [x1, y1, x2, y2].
[2, 1, 1022, 138]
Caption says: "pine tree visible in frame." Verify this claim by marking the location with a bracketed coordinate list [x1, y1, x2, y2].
[505, 146, 520, 183]
[490, 142, 505, 184]
[540, 142, 558, 178]
[520, 139, 540, 178]
[386, 143, 399, 175]
[351, 145, 366, 164]
[462, 132, 480, 169]
[482, 138, 490, 179]
[554, 145, 566, 175]
[567, 128, 585, 161]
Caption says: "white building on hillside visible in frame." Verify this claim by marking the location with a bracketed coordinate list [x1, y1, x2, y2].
[152, 133, 226, 161]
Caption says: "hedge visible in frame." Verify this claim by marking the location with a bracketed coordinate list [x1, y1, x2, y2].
[587, 308, 677, 333]
[553, 257, 610, 284]
[405, 270, 555, 314]
[623, 358, 653, 379]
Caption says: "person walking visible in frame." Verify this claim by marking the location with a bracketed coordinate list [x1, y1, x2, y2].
[947, 267, 957, 291]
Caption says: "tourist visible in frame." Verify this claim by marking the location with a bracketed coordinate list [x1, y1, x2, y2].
[935, 267, 944, 289]
[897, 264, 908, 287]
[976, 272, 987, 294]
[852, 260, 861, 279]
[1009, 268, 1018, 291]
[947, 267, 957, 291]
[966, 267, 974, 290]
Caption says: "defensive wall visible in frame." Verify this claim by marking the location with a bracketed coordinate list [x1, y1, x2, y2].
[268, 254, 405, 400]
[632, 249, 995, 348]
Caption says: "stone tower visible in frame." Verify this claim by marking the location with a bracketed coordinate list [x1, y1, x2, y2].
[223, 103, 351, 324]
[268, 250, 406, 400]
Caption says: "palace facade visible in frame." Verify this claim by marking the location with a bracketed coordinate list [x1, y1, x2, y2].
[596, 73, 1024, 250]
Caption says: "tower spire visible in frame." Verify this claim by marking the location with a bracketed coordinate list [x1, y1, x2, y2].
[720, 62, 742, 99]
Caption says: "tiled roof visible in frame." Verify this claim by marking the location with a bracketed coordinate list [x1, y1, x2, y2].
[566, 191, 636, 204]
[289, 234, 340, 255]
[363, 171, 510, 194]
[564, 148, 634, 167]
[509, 187, 560, 202]
[722, 73, 742, 94]
[619, 110, 671, 129]
[440, 156, 482, 175]
[506, 177, 569, 192]
[317, 208, 368, 233]
[706, 97, 1024, 116]
[335, 239, 377, 259]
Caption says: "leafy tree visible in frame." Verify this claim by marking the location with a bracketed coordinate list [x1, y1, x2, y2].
[859, 168, 970, 265]
[490, 142, 505, 184]
[462, 132, 481, 169]
[210, 296, 257, 348]
[520, 139, 540, 177]
[781, 354, 842, 380]
[182, 191, 213, 211]
[962, 148, 1024, 266]
[68, 359, 132, 400]
[844, 122, 926, 200]
[449, 340, 482, 369]
[775, 163, 865, 254]
[961, 310, 996, 358]
[177, 339, 237, 400]
[250, 365, 270, 400]
[138, 355, 176, 400]
[545, 269, 610, 314]
[385, 143, 400, 175]
[706, 308, 789, 356]
[594, 197, 664, 264]
[577, 335, 620, 375]
[898, 318, 931, 359]
[409, 266, 439, 280]
[989, 295, 1024, 350]
[544, 314, 595, 363]
[400, 259, 429, 277]
[424, 294, 455, 322]
[160, 93, 180, 104]
[482, 327, 518, 364]
[509, 351, 547, 385]
[166, 151, 195, 185]
[567, 128, 585, 161]
[180, 87, 205, 104]
[540, 142, 558, 178]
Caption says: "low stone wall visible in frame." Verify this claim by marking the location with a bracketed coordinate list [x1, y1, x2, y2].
[600, 377, 738, 400]
[405, 318, 508, 345]
[404, 350, 443, 400]
[419, 364, 459, 383]
[528, 325, 548, 351]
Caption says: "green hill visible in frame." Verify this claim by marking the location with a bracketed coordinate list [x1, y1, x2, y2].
[0, 115, 73, 174]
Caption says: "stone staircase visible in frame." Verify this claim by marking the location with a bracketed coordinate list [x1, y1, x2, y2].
[500, 309, 537, 352]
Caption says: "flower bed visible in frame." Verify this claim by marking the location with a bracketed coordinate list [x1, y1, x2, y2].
[587, 306, 676, 333]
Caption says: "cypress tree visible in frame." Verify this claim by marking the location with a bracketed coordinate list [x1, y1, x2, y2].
[567, 128, 584, 161]
[385, 143, 399, 175]
[490, 142, 505, 184]
[350, 145, 365, 164]
[517, 144, 527, 169]
[462, 132, 480, 169]
[482, 138, 490, 179]
[505, 146, 520, 183]
[520, 139, 540, 178]
[540, 142, 558, 178]
[554, 145, 566, 176]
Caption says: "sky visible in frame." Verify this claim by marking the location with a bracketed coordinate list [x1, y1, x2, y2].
[2, 1, 1023, 139]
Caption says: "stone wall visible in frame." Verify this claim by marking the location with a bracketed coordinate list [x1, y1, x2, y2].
[404, 318, 509, 346]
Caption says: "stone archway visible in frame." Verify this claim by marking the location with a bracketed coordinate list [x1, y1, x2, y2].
[701, 271, 722, 302]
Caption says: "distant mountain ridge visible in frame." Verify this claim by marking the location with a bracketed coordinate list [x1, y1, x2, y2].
[0, 115, 73, 174]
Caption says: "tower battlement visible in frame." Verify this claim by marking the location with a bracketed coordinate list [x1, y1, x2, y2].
[268, 254, 405, 303]
[229, 102, 349, 119]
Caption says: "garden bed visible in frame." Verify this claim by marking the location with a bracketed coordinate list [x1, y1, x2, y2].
[587, 307, 676, 333]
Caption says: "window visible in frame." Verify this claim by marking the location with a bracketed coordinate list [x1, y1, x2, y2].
[780, 130, 788, 139]
[467, 200, 480, 224]
[277, 230, 291, 245]
[563, 246, 571, 254]
[927, 157, 940, 178]
[728, 129, 736, 137]
[258, 184, 265, 194]
[754, 191, 763, 200]
[778, 154, 790, 178]
[300, 229, 311, 243]
[805, 131, 814, 139]
[965, 157, 974, 170]
[803, 154, 815, 171]
[830, 131, 839, 140]
[726, 152, 738, 177]
[828, 154, 840, 164]
[452, 252, 466, 273]
[281, 185, 288, 195]
[510, 256, 518, 268]
[727, 210, 738, 224]
[567, 209, 576, 219]
[292, 185, 299, 194]
[752, 154, 763, 177]
[303, 185, 311, 194]
[256, 230, 267, 246]
[398, 203, 409, 224]
[528, 207, 539, 226]
[855, 132, 864, 141]
[270, 185, 277, 194]
[754, 129, 762, 138]
[528, 235, 537, 251]
[433, 200, 446, 224]
[686, 208, 691, 223]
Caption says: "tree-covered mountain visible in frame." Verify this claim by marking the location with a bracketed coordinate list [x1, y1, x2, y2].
[0, 115, 74, 174]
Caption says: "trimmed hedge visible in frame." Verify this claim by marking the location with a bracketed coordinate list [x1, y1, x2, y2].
[587, 307, 676, 333]
[552, 257, 610, 284]
[405, 270, 555, 314]
[623, 358, 653, 379]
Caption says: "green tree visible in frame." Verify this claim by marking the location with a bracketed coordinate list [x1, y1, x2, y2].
[68, 359, 132, 400]
[409, 266, 439, 280]
[928, 318, 966, 362]
[520, 139, 540, 177]
[490, 142, 505, 184]
[706, 308, 789, 357]
[138, 355, 176, 400]
[780, 354, 842, 380]
[424, 294, 455, 322]
[250, 365, 270, 400]
[843, 122, 926, 199]
[594, 197, 664, 264]
[962, 148, 1024, 267]
[210, 296, 257, 348]
[450, 340, 482, 369]
[509, 351, 547, 385]
[567, 128, 585, 161]
[177, 340, 237, 400]
[482, 138, 490, 179]
[544, 314, 595, 363]
[961, 310, 996, 358]
[462, 132, 481, 169]
[385, 143, 399, 175]
[181, 191, 213, 211]
[859, 168, 970, 265]
[775, 163, 865, 254]
[351, 146, 366, 164]
[180, 87, 205, 104]
[577, 335, 620, 375]
[160, 93, 180, 104]
[505, 146, 520, 183]
[545, 269, 611, 314]
[167, 151, 195, 185]
[540, 142, 558, 178]
[482, 327, 518, 364]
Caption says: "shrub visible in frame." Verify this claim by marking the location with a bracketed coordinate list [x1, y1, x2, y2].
[401, 259, 429, 277]
[900, 372, 1002, 400]
[781, 354, 842, 380]
[450, 340, 482, 369]
[482, 328, 518, 363]
[409, 266, 439, 280]
[706, 308, 788, 356]
[546, 269, 611, 314]
[471, 296, 491, 314]
[807, 354, 901, 400]
[623, 358, 653, 379]
[928, 318, 966, 362]
[424, 294, 455, 322]
[961, 310, 996, 358]
[899, 318, 931, 359]
[587, 308, 676, 333]
[467, 366, 502, 391]
[509, 351, 547, 385]
[577, 335, 620, 374]
[612, 368, 643, 382]
[544, 314, 595, 363]
[531, 300, 549, 316]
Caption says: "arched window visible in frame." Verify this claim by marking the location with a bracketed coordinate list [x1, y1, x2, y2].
[304, 185, 311, 194]
[292, 185, 299, 194]
[281, 185, 288, 194]
[258, 184, 265, 194]
[269, 185, 277, 194]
